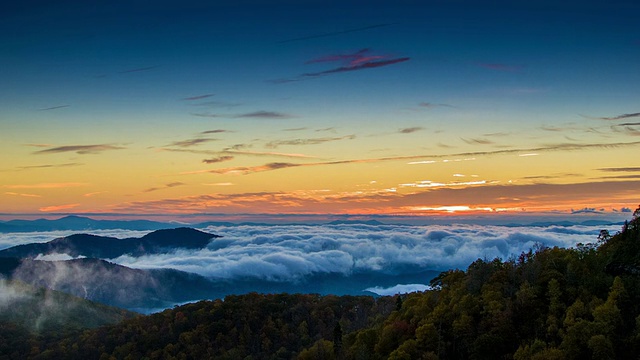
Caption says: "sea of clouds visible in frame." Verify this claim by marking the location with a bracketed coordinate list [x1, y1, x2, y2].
[1, 223, 621, 296]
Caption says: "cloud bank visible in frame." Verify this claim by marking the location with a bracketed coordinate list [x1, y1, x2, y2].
[107, 223, 617, 283]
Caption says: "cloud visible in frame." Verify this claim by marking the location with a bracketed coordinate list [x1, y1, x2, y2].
[33, 144, 125, 155]
[4, 183, 85, 189]
[4, 192, 41, 198]
[283, 127, 308, 132]
[265, 135, 356, 148]
[234, 111, 295, 119]
[598, 167, 640, 172]
[192, 111, 295, 119]
[207, 162, 302, 175]
[301, 57, 410, 78]
[167, 138, 218, 148]
[37, 105, 70, 111]
[143, 182, 186, 193]
[272, 49, 410, 83]
[106, 222, 615, 283]
[118, 66, 159, 74]
[585, 112, 640, 121]
[278, 23, 395, 43]
[182, 94, 214, 101]
[571, 207, 604, 214]
[39, 204, 80, 212]
[398, 127, 424, 134]
[200, 129, 232, 134]
[15, 163, 82, 171]
[202, 156, 234, 164]
[461, 138, 494, 145]
[194, 140, 640, 176]
[365, 284, 431, 296]
[418, 102, 455, 109]
[190, 113, 220, 118]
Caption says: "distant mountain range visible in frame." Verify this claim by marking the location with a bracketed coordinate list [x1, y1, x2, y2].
[0, 215, 177, 232]
[0, 227, 220, 259]
[0, 215, 625, 233]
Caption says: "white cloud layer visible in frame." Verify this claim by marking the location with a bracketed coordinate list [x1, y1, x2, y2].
[104, 223, 618, 282]
[365, 284, 432, 296]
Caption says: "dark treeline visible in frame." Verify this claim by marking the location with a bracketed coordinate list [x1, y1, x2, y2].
[2, 208, 640, 359]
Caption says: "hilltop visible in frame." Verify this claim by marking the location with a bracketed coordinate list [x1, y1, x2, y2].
[0, 227, 219, 259]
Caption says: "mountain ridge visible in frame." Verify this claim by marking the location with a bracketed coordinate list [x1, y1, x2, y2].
[0, 227, 220, 259]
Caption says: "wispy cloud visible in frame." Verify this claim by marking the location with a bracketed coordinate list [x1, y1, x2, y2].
[418, 102, 456, 109]
[39, 203, 80, 212]
[32, 144, 125, 155]
[84, 191, 107, 197]
[584, 112, 640, 121]
[4, 183, 86, 189]
[193, 140, 640, 176]
[598, 167, 640, 172]
[37, 105, 70, 111]
[272, 49, 409, 83]
[278, 23, 395, 43]
[190, 113, 220, 118]
[118, 66, 159, 74]
[265, 135, 356, 148]
[194, 111, 296, 119]
[461, 137, 494, 145]
[398, 127, 424, 134]
[143, 182, 186, 193]
[15, 163, 82, 171]
[234, 111, 295, 119]
[202, 156, 234, 164]
[302, 57, 410, 78]
[4, 192, 41, 198]
[182, 94, 214, 101]
[167, 138, 218, 148]
[200, 129, 232, 135]
[283, 127, 308, 132]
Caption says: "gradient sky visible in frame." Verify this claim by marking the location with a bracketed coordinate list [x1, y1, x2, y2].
[1, 0, 639, 219]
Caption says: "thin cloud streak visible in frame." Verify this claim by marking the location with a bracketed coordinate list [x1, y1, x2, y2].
[118, 66, 159, 74]
[39, 204, 80, 212]
[272, 49, 410, 83]
[33, 144, 125, 155]
[182, 94, 214, 101]
[195, 140, 640, 176]
[200, 129, 232, 134]
[195, 111, 295, 119]
[585, 112, 640, 121]
[202, 156, 234, 164]
[4, 183, 86, 189]
[143, 182, 186, 193]
[598, 167, 640, 172]
[37, 105, 70, 111]
[265, 135, 356, 149]
[15, 163, 82, 171]
[398, 127, 424, 134]
[167, 138, 218, 148]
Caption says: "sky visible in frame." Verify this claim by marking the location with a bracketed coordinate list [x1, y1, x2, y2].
[1, 0, 639, 221]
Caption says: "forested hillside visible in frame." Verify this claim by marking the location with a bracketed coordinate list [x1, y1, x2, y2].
[2, 208, 639, 359]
